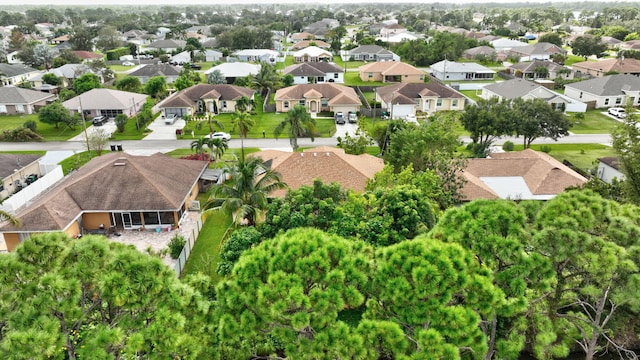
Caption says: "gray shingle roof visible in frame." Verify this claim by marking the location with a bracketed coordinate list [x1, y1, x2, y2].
[129, 63, 182, 77]
[565, 74, 640, 96]
[484, 78, 544, 99]
[0, 87, 55, 105]
[0, 154, 42, 178]
[509, 59, 566, 73]
[349, 45, 393, 55]
[62, 89, 148, 111]
[0, 63, 38, 78]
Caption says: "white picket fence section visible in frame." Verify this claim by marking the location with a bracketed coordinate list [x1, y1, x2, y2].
[173, 217, 203, 277]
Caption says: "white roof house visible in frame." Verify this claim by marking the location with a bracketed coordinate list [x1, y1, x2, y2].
[292, 47, 333, 63]
[490, 38, 529, 51]
[204, 63, 261, 78]
[376, 32, 424, 43]
[234, 49, 279, 64]
[430, 60, 495, 81]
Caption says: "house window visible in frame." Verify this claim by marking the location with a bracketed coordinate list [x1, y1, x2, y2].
[15, 104, 24, 113]
[0, 105, 6, 113]
[404, 75, 408, 78]
[321, 99, 328, 107]
[317, 77, 324, 82]
[334, 73, 339, 78]
[616, 98, 622, 105]
[299, 100, 305, 105]
[604, 98, 609, 105]
[420, 75, 424, 80]
[436, 99, 443, 107]
[452, 99, 458, 107]
[368, 72, 373, 78]
[579, 92, 583, 99]
[222, 100, 227, 108]
[284, 101, 289, 109]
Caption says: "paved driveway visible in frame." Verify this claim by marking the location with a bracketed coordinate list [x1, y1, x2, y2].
[67, 118, 117, 142]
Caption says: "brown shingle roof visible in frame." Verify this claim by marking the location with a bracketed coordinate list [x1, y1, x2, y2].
[158, 84, 255, 108]
[375, 82, 464, 104]
[1, 153, 207, 232]
[0, 154, 42, 178]
[274, 83, 361, 105]
[291, 40, 331, 49]
[572, 58, 640, 74]
[461, 149, 587, 201]
[250, 147, 384, 197]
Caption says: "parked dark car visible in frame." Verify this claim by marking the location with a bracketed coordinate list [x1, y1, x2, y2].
[190, 63, 202, 70]
[92, 116, 107, 126]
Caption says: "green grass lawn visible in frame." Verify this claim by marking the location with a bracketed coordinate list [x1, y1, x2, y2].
[58, 150, 107, 175]
[512, 143, 615, 172]
[181, 210, 232, 282]
[110, 65, 134, 72]
[568, 110, 620, 134]
[344, 72, 385, 86]
[178, 96, 336, 139]
[110, 117, 153, 140]
[565, 54, 589, 66]
[459, 89, 482, 102]
[0, 114, 85, 141]
[332, 56, 365, 69]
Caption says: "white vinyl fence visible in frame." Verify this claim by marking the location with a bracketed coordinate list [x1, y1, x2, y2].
[173, 217, 203, 277]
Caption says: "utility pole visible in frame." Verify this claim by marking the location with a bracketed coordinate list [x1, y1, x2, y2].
[78, 96, 90, 152]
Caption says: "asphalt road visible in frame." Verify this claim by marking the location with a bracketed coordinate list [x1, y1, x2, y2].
[0, 133, 612, 153]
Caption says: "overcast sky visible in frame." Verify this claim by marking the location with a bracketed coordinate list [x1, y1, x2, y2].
[0, 0, 608, 5]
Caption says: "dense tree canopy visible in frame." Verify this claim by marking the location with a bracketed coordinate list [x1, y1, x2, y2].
[0, 233, 209, 358]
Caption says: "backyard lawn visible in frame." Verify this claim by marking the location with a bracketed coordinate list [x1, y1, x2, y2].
[459, 89, 482, 102]
[181, 210, 232, 282]
[568, 110, 620, 134]
[512, 143, 615, 173]
[344, 71, 386, 86]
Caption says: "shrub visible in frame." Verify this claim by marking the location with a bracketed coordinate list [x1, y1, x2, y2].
[540, 145, 552, 153]
[502, 141, 514, 151]
[23, 120, 37, 132]
[168, 234, 186, 259]
[180, 153, 209, 161]
[0, 128, 44, 142]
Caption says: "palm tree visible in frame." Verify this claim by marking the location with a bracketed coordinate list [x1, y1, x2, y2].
[231, 110, 255, 161]
[253, 62, 280, 97]
[206, 113, 224, 137]
[190, 137, 208, 157]
[204, 157, 287, 227]
[0, 210, 20, 227]
[206, 137, 228, 162]
[274, 105, 316, 152]
[207, 69, 226, 84]
[235, 96, 255, 113]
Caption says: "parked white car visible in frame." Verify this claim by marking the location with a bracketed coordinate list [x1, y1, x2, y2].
[608, 107, 626, 119]
[405, 114, 418, 124]
[122, 61, 135, 66]
[205, 132, 231, 140]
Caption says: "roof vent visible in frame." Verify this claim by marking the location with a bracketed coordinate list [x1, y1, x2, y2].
[114, 162, 126, 166]
[313, 152, 317, 156]
[300, 153, 304, 157]
[326, 152, 330, 156]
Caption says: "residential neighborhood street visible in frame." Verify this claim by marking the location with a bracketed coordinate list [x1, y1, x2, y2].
[0, 133, 613, 154]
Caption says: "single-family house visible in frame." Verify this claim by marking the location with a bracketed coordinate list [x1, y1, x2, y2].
[430, 60, 496, 81]
[348, 45, 399, 62]
[0, 154, 42, 200]
[50, 34, 69, 45]
[147, 39, 186, 52]
[482, 78, 585, 112]
[274, 83, 361, 115]
[283, 62, 344, 84]
[462, 46, 498, 61]
[293, 47, 333, 63]
[0, 63, 40, 86]
[490, 38, 529, 52]
[597, 157, 625, 184]
[0, 87, 56, 115]
[157, 84, 255, 118]
[204, 63, 261, 84]
[571, 58, 640, 78]
[169, 51, 191, 65]
[380, 23, 407, 37]
[376, 32, 423, 43]
[128, 63, 182, 84]
[564, 74, 640, 109]
[461, 149, 587, 201]
[509, 59, 574, 80]
[201, 38, 218, 49]
[0, 152, 208, 252]
[304, 19, 339, 39]
[290, 32, 315, 42]
[619, 40, 640, 51]
[202, 49, 223, 62]
[62, 88, 148, 118]
[70, 51, 104, 63]
[291, 40, 331, 50]
[234, 49, 279, 64]
[375, 82, 466, 119]
[507, 42, 566, 61]
[359, 61, 426, 83]
[600, 36, 623, 49]
[29, 63, 93, 88]
[250, 147, 384, 197]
